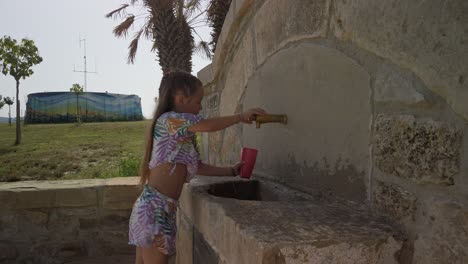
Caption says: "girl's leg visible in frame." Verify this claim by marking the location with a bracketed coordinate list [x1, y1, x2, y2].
[142, 247, 168, 264]
[135, 246, 144, 264]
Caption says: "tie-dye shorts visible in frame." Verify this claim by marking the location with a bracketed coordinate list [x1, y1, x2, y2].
[128, 184, 178, 255]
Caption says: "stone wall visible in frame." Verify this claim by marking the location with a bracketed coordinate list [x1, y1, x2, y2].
[0, 177, 140, 264]
[198, 0, 468, 263]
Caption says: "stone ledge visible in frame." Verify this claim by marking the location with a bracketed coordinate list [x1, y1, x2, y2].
[0, 177, 140, 210]
[178, 176, 403, 264]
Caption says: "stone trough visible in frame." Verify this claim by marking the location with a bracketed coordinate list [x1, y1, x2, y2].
[176, 176, 405, 264]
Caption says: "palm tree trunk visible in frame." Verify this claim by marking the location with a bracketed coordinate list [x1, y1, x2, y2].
[150, 0, 194, 73]
[15, 80, 21, 145]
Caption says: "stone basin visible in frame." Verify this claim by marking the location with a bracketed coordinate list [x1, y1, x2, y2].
[207, 179, 308, 201]
[177, 176, 405, 264]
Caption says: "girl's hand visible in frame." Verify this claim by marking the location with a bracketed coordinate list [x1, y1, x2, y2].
[231, 162, 244, 176]
[239, 108, 267, 124]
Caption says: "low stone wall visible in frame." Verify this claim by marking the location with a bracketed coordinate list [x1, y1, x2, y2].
[0, 177, 140, 264]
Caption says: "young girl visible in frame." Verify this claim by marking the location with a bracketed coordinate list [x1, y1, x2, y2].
[128, 71, 266, 264]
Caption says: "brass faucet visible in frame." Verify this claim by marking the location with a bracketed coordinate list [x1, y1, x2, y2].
[251, 114, 288, 128]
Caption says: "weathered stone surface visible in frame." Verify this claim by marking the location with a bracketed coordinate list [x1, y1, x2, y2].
[0, 212, 18, 240]
[373, 181, 418, 221]
[197, 64, 213, 84]
[374, 63, 427, 106]
[65, 255, 135, 264]
[0, 177, 139, 263]
[413, 197, 468, 264]
[243, 43, 370, 202]
[212, 0, 236, 72]
[331, 0, 468, 120]
[254, 0, 329, 65]
[375, 115, 462, 185]
[102, 185, 139, 210]
[0, 241, 17, 260]
[219, 26, 256, 117]
[178, 177, 402, 264]
[0, 191, 16, 209]
[234, 0, 253, 16]
[15, 189, 55, 209]
[208, 131, 224, 166]
[203, 91, 219, 113]
[54, 187, 97, 207]
[277, 236, 401, 264]
[176, 210, 193, 264]
[219, 125, 242, 166]
[193, 228, 219, 264]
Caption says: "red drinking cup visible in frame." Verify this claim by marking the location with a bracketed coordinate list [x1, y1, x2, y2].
[240, 147, 258, 179]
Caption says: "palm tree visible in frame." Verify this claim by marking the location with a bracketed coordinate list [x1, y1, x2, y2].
[106, 0, 211, 73]
[207, 0, 232, 53]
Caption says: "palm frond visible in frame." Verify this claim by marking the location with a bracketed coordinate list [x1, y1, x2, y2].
[187, 9, 207, 25]
[127, 29, 144, 64]
[105, 4, 129, 19]
[113, 15, 136, 38]
[143, 18, 152, 39]
[207, 0, 232, 52]
[194, 40, 211, 60]
[184, 0, 203, 19]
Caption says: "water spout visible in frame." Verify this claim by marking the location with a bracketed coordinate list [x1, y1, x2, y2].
[252, 114, 288, 128]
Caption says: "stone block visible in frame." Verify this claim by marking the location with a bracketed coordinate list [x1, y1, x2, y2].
[15, 189, 55, 209]
[331, 0, 468, 120]
[374, 63, 427, 106]
[0, 213, 19, 240]
[413, 197, 468, 263]
[375, 115, 462, 185]
[0, 241, 17, 260]
[254, 0, 329, 65]
[373, 181, 417, 221]
[234, 0, 253, 17]
[277, 236, 401, 264]
[0, 191, 16, 209]
[197, 64, 213, 84]
[219, 124, 242, 166]
[54, 187, 97, 207]
[212, 0, 236, 71]
[219, 26, 256, 117]
[203, 92, 219, 112]
[208, 131, 224, 166]
[101, 185, 139, 210]
[193, 228, 219, 264]
[176, 210, 193, 264]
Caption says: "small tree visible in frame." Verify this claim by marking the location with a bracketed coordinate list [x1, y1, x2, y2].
[0, 36, 43, 145]
[70, 83, 84, 123]
[3, 97, 14, 126]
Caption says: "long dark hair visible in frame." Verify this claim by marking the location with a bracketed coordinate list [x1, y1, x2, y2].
[139, 71, 202, 186]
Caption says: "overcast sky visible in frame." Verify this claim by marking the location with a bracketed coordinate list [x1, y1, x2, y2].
[0, 0, 212, 119]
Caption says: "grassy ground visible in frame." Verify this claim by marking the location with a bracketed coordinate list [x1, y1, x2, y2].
[0, 121, 150, 182]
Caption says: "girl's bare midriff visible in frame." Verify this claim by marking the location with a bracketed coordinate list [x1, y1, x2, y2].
[147, 163, 188, 200]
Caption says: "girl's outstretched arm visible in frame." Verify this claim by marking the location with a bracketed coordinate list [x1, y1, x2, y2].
[197, 162, 243, 177]
[188, 108, 266, 133]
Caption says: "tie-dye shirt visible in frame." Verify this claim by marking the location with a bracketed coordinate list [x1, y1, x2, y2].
[149, 111, 203, 181]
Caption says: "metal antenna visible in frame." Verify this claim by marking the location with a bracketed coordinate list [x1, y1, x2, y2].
[73, 37, 97, 92]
